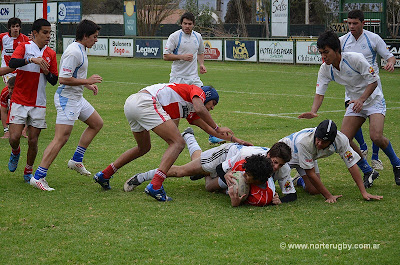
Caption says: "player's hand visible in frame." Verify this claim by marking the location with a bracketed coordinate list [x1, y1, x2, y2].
[324, 194, 343, 203]
[200, 65, 207, 74]
[348, 99, 363, 113]
[86, 84, 98, 95]
[181, 54, 193, 61]
[383, 62, 395, 72]
[298, 112, 318, 119]
[225, 171, 237, 187]
[87, 74, 102, 85]
[228, 185, 245, 207]
[362, 192, 383, 201]
[272, 193, 282, 205]
[32, 57, 49, 71]
[1, 131, 9, 139]
[216, 126, 233, 136]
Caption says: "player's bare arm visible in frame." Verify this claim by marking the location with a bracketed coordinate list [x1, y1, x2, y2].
[0, 67, 14, 76]
[272, 193, 282, 205]
[348, 81, 377, 113]
[163, 53, 193, 62]
[197, 53, 207, 74]
[348, 164, 383, 201]
[192, 96, 233, 136]
[382, 56, 396, 72]
[298, 94, 324, 119]
[305, 168, 343, 203]
[59, 74, 102, 86]
[228, 185, 246, 207]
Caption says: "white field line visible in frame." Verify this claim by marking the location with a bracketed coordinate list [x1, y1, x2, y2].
[234, 106, 400, 119]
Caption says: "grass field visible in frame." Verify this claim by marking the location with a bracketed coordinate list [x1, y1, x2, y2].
[1, 57, 399, 264]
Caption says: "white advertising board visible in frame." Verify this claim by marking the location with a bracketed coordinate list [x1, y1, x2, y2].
[36, 2, 58, 23]
[88, 38, 108, 56]
[109, 39, 134, 57]
[259, 41, 293, 63]
[203, 40, 222, 61]
[296, 41, 322, 64]
[0, 5, 15, 23]
[15, 4, 35, 23]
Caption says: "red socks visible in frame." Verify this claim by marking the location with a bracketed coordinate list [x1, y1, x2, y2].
[12, 146, 20, 155]
[103, 163, 117, 179]
[24, 164, 33, 175]
[150, 169, 166, 190]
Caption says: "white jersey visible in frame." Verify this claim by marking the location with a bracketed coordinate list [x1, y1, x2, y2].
[340, 29, 393, 74]
[339, 29, 393, 101]
[280, 128, 360, 170]
[57, 42, 88, 100]
[316, 52, 382, 105]
[163, 29, 205, 79]
[221, 145, 296, 195]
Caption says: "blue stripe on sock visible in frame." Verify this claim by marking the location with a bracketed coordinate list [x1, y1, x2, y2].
[34, 166, 48, 180]
[72, 146, 86, 163]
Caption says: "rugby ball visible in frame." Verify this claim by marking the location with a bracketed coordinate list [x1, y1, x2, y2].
[231, 171, 250, 201]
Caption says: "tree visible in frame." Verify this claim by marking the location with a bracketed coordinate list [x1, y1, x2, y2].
[136, 0, 181, 36]
[388, 0, 400, 38]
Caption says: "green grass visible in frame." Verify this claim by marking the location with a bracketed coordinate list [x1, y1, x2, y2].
[1, 57, 399, 264]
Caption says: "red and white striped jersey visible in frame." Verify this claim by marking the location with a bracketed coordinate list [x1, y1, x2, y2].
[0, 86, 9, 109]
[231, 161, 276, 207]
[10, 41, 58, 107]
[0, 32, 30, 67]
[141, 83, 206, 123]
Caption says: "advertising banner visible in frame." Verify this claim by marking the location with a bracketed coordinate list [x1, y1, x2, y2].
[135, 39, 161, 58]
[225, 40, 257, 62]
[15, 4, 35, 23]
[63, 37, 75, 52]
[124, 1, 136, 36]
[36, 2, 58, 22]
[204, 40, 222, 61]
[259, 41, 293, 63]
[271, 0, 289, 37]
[58, 2, 81, 23]
[0, 5, 14, 23]
[296, 41, 322, 64]
[109, 38, 134, 57]
[381, 42, 400, 68]
[48, 23, 57, 51]
[88, 38, 108, 56]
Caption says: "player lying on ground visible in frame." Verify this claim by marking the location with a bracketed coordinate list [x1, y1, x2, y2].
[124, 128, 296, 206]
[280, 119, 382, 203]
[94, 84, 251, 201]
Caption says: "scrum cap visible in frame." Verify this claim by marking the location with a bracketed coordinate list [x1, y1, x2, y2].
[202, 86, 219, 104]
[315, 120, 337, 142]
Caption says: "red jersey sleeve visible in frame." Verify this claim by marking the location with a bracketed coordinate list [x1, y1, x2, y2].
[0, 86, 9, 108]
[189, 85, 206, 103]
[48, 49, 58, 75]
[11, 43, 26, 59]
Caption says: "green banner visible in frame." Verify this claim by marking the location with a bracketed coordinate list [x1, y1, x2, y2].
[124, 1, 136, 36]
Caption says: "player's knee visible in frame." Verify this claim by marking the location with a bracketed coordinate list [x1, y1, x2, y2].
[138, 143, 151, 155]
[174, 137, 186, 151]
[92, 118, 103, 132]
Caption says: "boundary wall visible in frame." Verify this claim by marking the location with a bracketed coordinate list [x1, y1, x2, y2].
[62, 36, 400, 67]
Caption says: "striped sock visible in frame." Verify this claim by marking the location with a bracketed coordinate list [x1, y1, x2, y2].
[72, 146, 86, 163]
[34, 166, 48, 180]
[150, 169, 166, 190]
[103, 163, 117, 179]
[24, 164, 33, 175]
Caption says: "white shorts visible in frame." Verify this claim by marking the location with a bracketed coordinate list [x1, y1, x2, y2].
[200, 143, 236, 178]
[345, 96, 386, 119]
[124, 92, 171, 132]
[54, 94, 95, 125]
[2, 72, 16, 85]
[289, 161, 320, 177]
[8, 102, 47, 129]
[169, 76, 203, 87]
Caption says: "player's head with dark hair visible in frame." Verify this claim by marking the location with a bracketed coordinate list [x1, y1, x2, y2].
[180, 12, 195, 24]
[7, 76, 15, 91]
[76, 19, 101, 41]
[8, 17, 21, 31]
[32, 18, 50, 33]
[202, 86, 219, 105]
[317, 30, 341, 53]
[348, 9, 364, 22]
[242, 155, 273, 184]
[268, 142, 292, 163]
